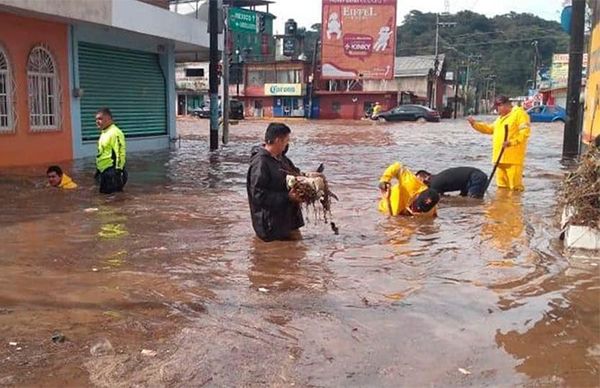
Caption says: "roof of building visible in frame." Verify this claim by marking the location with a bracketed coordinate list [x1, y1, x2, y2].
[395, 54, 445, 78]
[171, 0, 273, 6]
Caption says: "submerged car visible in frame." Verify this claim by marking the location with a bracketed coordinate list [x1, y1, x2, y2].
[527, 105, 566, 123]
[378, 104, 441, 122]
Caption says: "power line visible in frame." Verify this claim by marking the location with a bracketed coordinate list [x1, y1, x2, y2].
[397, 34, 561, 52]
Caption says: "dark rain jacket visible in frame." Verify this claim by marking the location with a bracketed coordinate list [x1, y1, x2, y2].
[247, 145, 304, 241]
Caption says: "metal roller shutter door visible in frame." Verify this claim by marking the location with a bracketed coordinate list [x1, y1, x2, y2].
[78, 42, 167, 141]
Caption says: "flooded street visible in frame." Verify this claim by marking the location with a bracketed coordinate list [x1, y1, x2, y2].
[0, 118, 598, 387]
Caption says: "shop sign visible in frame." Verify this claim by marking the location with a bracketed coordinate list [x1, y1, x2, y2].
[264, 83, 304, 96]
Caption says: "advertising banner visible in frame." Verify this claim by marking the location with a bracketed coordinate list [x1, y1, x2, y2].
[583, 1, 600, 143]
[321, 0, 397, 80]
[264, 84, 304, 96]
[551, 53, 588, 89]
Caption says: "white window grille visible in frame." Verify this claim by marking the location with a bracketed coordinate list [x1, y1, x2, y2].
[0, 46, 14, 133]
[27, 46, 60, 131]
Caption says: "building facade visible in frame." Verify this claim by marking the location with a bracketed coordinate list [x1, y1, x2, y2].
[241, 60, 310, 118]
[0, 12, 73, 166]
[176, 62, 209, 115]
[0, 0, 211, 167]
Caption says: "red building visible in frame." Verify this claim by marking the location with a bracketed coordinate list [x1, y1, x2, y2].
[239, 60, 311, 118]
[315, 90, 397, 120]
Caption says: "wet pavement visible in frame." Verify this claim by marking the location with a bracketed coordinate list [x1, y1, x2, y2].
[0, 118, 598, 387]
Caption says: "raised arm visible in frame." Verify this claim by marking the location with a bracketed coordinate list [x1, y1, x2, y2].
[467, 116, 494, 135]
[379, 162, 405, 187]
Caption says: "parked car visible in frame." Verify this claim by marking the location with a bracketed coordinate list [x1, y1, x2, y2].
[230, 99, 244, 120]
[378, 104, 441, 122]
[189, 105, 212, 119]
[527, 105, 566, 123]
[190, 100, 244, 120]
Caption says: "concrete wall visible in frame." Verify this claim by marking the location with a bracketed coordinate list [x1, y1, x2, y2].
[0, 12, 73, 167]
[175, 62, 209, 91]
[70, 23, 177, 158]
[396, 77, 428, 98]
[317, 94, 396, 120]
[0, 0, 212, 50]
[0, 0, 111, 24]
[112, 0, 212, 50]
[243, 97, 274, 118]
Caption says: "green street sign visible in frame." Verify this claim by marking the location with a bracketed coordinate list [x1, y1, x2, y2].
[229, 7, 257, 33]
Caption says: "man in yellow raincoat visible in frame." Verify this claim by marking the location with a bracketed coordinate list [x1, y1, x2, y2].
[378, 162, 440, 216]
[467, 95, 531, 191]
[47, 165, 77, 189]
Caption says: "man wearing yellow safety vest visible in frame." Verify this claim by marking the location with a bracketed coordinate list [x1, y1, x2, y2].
[378, 162, 440, 216]
[95, 108, 127, 194]
[467, 95, 531, 191]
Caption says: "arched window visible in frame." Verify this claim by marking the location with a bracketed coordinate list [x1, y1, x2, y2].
[0, 45, 14, 133]
[27, 46, 59, 131]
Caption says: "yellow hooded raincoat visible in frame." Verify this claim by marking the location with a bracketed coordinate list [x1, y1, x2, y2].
[58, 174, 77, 189]
[377, 162, 435, 216]
[471, 106, 531, 190]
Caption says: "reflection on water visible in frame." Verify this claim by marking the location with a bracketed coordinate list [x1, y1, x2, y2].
[482, 190, 525, 254]
[0, 119, 597, 386]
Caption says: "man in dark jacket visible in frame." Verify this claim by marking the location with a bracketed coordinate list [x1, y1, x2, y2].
[416, 167, 488, 199]
[247, 123, 304, 242]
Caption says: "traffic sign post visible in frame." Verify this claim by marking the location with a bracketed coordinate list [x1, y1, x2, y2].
[228, 7, 258, 33]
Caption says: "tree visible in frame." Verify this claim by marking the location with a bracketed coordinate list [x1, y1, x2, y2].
[396, 10, 570, 96]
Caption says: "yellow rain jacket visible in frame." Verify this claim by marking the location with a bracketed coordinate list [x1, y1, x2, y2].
[378, 162, 435, 216]
[372, 104, 382, 117]
[472, 106, 531, 165]
[96, 124, 126, 173]
[58, 173, 78, 189]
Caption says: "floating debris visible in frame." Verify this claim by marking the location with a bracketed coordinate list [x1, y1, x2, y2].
[52, 333, 66, 343]
[141, 349, 157, 357]
[487, 259, 516, 268]
[560, 143, 600, 228]
[458, 367, 471, 375]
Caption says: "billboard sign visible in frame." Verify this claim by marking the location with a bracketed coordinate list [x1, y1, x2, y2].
[321, 0, 397, 80]
[551, 53, 588, 89]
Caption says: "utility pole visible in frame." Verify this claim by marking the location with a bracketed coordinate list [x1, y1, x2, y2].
[307, 38, 320, 119]
[208, 0, 219, 151]
[235, 48, 241, 97]
[433, 13, 456, 111]
[222, 5, 230, 145]
[464, 62, 470, 116]
[562, 0, 586, 162]
[531, 40, 539, 90]
[434, 13, 440, 110]
[453, 66, 460, 119]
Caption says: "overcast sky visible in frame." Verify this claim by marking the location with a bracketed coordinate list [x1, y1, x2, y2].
[267, 0, 566, 34]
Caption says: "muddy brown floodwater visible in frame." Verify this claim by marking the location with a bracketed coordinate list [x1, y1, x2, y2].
[0, 118, 598, 387]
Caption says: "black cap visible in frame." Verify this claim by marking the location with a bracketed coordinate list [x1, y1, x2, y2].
[412, 189, 440, 213]
[493, 95, 510, 108]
